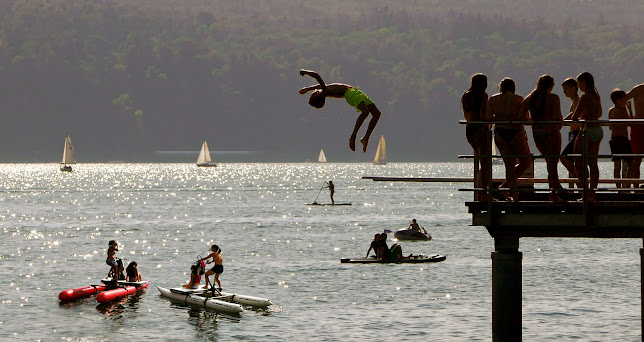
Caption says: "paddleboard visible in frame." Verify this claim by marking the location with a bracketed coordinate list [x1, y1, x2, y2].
[341, 254, 446, 264]
[306, 202, 352, 206]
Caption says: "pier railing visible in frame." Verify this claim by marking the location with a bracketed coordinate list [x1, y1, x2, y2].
[458, 119, 644, 229]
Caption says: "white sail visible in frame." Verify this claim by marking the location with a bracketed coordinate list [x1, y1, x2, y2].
[61, 134, 76, 165]
[196, 141, 217, 167]
[318, 149, 327, 163]
[373, 135, 386, 165]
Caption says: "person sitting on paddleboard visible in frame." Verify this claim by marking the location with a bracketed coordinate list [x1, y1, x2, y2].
[106, 240, 120, 284]
[299, 69, 381, 153]
[389, 243, 413, 261]
[366, 233, 381, 258]
[182, 264, 202, 289]
[126, 261, 142, 282]
[377, 233, 390, 260]
[199, 245, 224, 290]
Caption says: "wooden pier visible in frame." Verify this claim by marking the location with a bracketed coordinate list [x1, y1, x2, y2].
[363, 120, 644, 341]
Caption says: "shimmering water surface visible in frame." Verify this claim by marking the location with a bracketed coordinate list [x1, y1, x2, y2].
[0, 163, 641, 341]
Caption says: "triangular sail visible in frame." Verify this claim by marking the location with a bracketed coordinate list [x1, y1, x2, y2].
[196, 141, 212, 164]
[61, 134, 76, 164]
[318, 149, 327, 163]
[373, 135, 386, 164]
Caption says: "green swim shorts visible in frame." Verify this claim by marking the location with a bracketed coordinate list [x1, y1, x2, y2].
[345, 88, 374, 112]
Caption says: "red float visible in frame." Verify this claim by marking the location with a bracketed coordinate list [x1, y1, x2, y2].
[58, 285, 108, 301]
[96, 281, 149, 303]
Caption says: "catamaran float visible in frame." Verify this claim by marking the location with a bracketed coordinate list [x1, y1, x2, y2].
[157, 286, 272, 314]
[59, 279, 149, 303]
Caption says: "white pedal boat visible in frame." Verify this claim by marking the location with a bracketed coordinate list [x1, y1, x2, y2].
[157, 286, 272, 313]
[157, 286, 243, 313]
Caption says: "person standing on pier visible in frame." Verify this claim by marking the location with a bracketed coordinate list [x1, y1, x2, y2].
[571, 72, 603, 201]
[561, 77, 581, 179]
[462, 73, 491, 202]
[485, 77, 531, 201]
[608, 89, 633, 188]
[524, 75, 565, 202]
[624, 83, 644, 181]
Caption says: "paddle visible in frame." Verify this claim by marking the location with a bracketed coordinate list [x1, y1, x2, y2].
[311, 182, 327, 204]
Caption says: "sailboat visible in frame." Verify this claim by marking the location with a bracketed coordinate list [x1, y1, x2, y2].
[60, 133, 76, 172]
[318, 149, 327, 163]
[373, 135, 387, 165]
[196, 140, 217, 167]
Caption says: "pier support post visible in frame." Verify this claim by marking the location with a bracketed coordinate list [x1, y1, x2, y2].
[491, 236, 522, 342]
[640, 239, 644, 339]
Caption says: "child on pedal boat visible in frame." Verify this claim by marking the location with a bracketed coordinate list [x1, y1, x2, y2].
[198, 245, 224, 290]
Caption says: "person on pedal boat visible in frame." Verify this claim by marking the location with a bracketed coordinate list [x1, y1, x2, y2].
[106, 240, 120, 284]
[182, 263, 202, 289]
[126, 261, 142, 282]
[199, 245, 224, 290]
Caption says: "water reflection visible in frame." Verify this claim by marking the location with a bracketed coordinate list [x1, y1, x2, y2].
[95, 290, 146, 316]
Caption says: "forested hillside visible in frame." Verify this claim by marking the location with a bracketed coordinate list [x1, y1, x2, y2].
[1, 0, 643, 161]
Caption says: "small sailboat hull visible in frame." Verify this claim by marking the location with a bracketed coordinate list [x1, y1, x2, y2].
[318, 149, 327, 163]
[60, 133, 76, 172]
[196, 141, 217, 167]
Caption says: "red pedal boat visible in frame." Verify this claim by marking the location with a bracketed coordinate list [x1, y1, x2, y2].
[96, 280, 149, 303]
[59, 284, 108, 301]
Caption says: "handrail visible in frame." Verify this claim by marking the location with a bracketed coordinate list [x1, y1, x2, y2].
[461, 119, 643, 227]
[459, 119, 644, 125]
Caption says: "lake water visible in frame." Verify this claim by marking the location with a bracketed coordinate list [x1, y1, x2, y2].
[0, 163, 641, 341]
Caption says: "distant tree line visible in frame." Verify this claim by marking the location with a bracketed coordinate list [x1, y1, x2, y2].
[0, 0, 642, 161]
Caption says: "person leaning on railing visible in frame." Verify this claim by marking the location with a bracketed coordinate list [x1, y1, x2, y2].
[462, 73, 491, 201]
[524, 75, 566, 203]
[624, 83, 644, 181]
[571, 72, 603, 202]
[485, 77, 531, 202]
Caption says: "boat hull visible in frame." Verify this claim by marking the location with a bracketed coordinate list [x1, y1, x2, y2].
[59, 285, 107, 301]
[157, 286, 243, 313]
[218, 290, 272, 307]
[393, 228, 432, 241]
[196, 163, 217, 167]
[60, 165, 72, 172]
[341, 254, 446, 264]
[96, 280, 149, 303]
